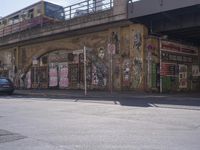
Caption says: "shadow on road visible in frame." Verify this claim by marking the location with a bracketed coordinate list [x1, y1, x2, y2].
[1, 90, 200, 110]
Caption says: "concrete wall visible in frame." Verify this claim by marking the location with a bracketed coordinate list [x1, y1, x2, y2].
[128, 0, 200, 18]
[0, 0, 129, 47]
[0, 23, 150, 91]
[113, 0, 127, 20]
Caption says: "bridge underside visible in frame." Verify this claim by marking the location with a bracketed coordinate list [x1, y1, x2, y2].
[129, 4, 200, 45]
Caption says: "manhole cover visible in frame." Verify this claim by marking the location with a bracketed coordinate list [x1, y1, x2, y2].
[0, 129, 26, 144]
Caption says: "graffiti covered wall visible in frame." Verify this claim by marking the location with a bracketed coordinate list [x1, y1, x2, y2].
[129, 24, 148, 90]
[0, 23, 150, 91]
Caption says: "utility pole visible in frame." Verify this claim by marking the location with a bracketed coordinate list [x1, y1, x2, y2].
[110, 48, 113, 94]
[84, 46, 87, 96]
[159, 39, 163, 93]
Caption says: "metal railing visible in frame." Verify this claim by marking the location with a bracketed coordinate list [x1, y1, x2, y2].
[0, 0, 113, 38]
[128, 0, 141, 3]
[0, 0, 114, 41]
[64, 0, 113, 20]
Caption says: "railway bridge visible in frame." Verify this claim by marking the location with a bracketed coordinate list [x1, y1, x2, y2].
[0, 0, 199, 92]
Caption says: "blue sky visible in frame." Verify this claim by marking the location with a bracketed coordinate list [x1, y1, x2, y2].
[0, 0, 81, 17]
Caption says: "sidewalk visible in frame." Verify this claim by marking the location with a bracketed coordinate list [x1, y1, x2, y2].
[13, 89, 200, 109]
[14, 89, 142, 99]
[14, 89, 200, 99]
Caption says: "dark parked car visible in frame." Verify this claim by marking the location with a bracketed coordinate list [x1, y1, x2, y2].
[0, 77, 14, 95]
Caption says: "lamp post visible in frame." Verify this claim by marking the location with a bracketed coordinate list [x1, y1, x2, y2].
[159, 38, 163, 93]
[84, 46, 87, 96]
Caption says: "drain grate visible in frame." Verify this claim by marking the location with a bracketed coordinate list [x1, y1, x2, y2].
[0, 129, 26, 144]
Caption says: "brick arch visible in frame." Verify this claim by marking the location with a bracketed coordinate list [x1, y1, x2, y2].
[23, 48, 74, 75]
[16, 30, 108, 88]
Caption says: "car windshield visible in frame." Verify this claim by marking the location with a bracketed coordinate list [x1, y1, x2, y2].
[0, 79, 11, 84]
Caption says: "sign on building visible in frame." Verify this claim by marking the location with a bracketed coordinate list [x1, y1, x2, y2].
[179, 64, 187, 89]
[192, 65, 200, 77]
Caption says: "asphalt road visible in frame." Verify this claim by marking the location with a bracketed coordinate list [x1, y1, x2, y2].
[0, 95, 200, 150]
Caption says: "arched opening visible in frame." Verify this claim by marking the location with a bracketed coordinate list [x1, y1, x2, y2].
[24, 47, 109, 90]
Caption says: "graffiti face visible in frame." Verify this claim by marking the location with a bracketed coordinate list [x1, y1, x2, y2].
[123, 60, 131, 86]
[98, 47, 105, 59]
[134, 32, 142, 50]
[124, 63, 130, 81]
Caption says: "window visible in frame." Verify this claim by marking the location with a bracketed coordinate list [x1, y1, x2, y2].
[37, 4, 42, 16]
[2, 19, 7, 25]
[12, 15, 19, 24]
[8, 19, 13, 25]
[0, 78, 11, 84]
[21, 11, 27, 20]
[28, 9, 34, 19]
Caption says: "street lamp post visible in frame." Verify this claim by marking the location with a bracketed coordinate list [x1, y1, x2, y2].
[84, 46, 87, 96]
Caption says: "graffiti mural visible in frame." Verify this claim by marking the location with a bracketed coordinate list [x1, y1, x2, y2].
[134, 32, 142, 51]
[122, 59, 131, 87]
[92, 62, 107, 87]
[130, 26, 146, 89]
[132, 57, 143, 89]
[86, 47, 108, 87]
[98, 47, 105, 59]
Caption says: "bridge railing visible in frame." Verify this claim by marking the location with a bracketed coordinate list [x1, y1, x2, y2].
[64, 0, 113, 20]
[0, 0, 113, 38]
